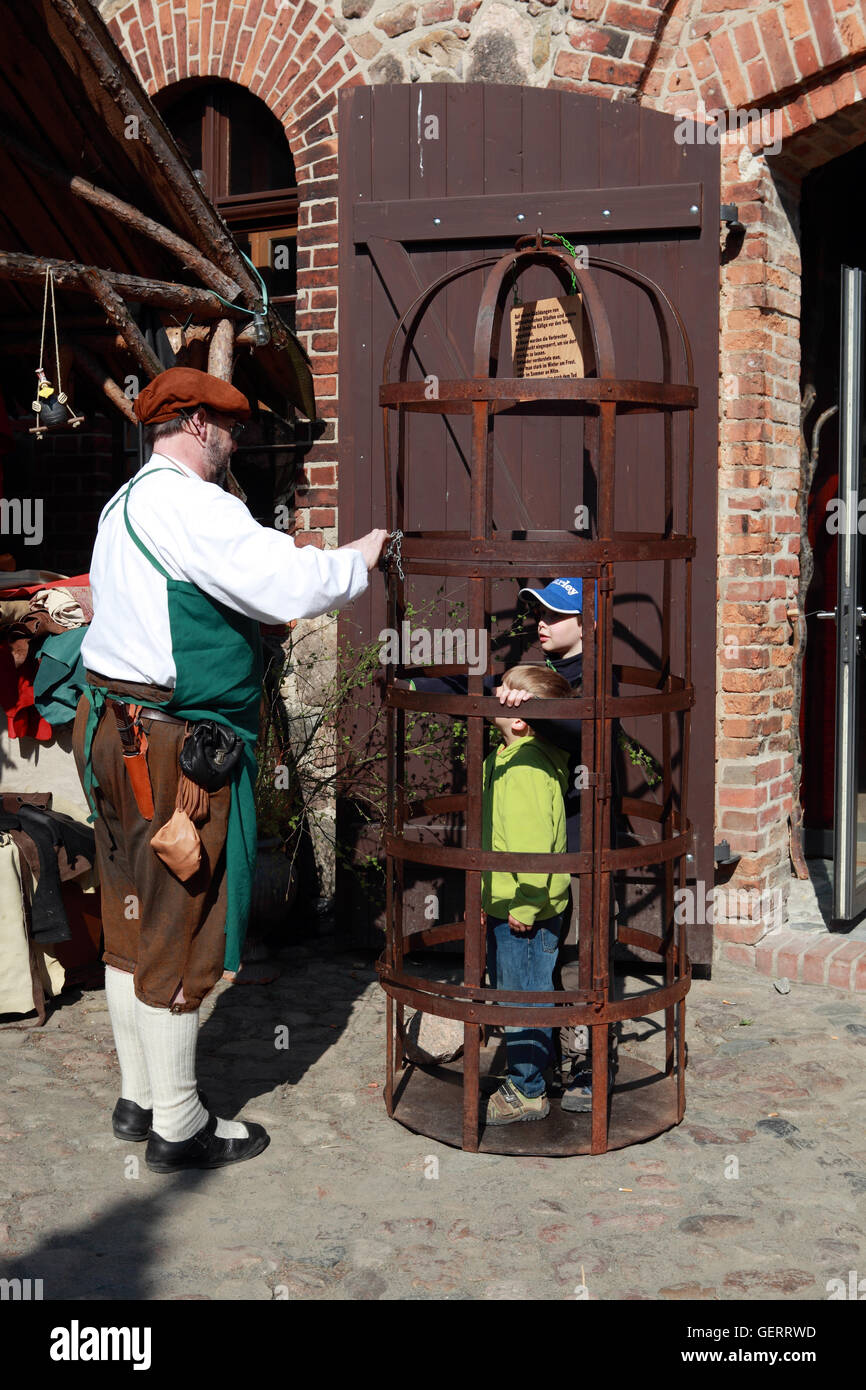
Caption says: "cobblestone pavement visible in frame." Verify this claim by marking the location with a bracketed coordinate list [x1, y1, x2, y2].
[1, 941, 865, 1302]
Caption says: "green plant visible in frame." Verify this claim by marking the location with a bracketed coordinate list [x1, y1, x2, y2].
[254, 594, 469, 885]
[618, 729, 662, 789]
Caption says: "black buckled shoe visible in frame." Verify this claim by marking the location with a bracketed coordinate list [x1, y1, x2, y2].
[145, 1112, 270, 1173]
[112, 1092, 209, 1142]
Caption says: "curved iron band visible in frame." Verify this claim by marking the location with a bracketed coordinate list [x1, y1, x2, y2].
[380, 254, 503, 532]
[384, 831, 592, 874]
[377, 965, 691, 1028]
[380, 248, 696, 531]
[378, 957, 604, 1004]
[386, 687, 694, 718]
[401, 919, 683, 962]
[379, 379, 697, 410]
[384, 826, 690, 873]
[618, 925, 678, 958]
[392, 535, 696, 563]
[473, 245, 617, 382]
[403, 790, 681, 823]
[378, 247, 693, 398]
[587, 254, 695, 388]
[602, 828, 691, 870]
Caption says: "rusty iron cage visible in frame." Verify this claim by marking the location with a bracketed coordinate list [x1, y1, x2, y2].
[376, 232, 695, 1155]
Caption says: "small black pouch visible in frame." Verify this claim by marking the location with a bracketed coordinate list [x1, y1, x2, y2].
[179, 720, 244, 792]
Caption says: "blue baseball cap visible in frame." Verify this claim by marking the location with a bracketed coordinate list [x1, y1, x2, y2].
[519, 577, 587, 614]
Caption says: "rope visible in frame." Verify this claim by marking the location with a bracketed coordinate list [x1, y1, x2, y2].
[38, 267, 50, 373]
[37, 267, 64, 394]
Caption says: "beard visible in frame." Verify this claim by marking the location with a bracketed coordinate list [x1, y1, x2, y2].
[202, 433, 231, 486]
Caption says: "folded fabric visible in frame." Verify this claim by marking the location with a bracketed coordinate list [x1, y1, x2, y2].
[0, 598, 31, 631]
[31, 587, 88, 630]
[33, 626, 88, 728]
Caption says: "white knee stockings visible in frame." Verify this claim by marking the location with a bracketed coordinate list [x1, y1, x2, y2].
[105, 966, 247, 1143]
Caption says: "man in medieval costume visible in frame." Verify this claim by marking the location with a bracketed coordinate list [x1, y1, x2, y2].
[72, 367, 386, 1173]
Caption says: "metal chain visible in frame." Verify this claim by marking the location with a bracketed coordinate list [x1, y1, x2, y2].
[383, 528, 404, 581]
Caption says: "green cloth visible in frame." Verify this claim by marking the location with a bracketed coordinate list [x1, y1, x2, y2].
[481, 733, 570, 927]
[81, 466, 263, 973]
[33, 626, 87, 726]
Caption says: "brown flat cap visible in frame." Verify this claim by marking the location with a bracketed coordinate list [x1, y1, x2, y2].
[133, 367, 251, 425]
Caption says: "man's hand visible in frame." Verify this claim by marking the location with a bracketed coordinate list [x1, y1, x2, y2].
[494, 684, 533, 708]
[342, 528, 389, 572]
[508, 913, 532, 934]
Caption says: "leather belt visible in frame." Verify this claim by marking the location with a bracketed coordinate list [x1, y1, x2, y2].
[104, 699, 186, 728]
[134, 706, 186, 727]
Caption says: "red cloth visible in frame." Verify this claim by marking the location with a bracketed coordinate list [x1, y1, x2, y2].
[0, 643, 53, 742]
[0, 573, 90, 741]
[0, 572, 90, 600]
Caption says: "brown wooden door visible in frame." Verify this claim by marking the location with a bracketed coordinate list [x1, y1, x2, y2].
[337, 84, 719, 965]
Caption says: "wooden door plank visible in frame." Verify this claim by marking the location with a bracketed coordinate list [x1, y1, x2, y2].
[353, 182, 704, 243]
[368, 235, 532, 530]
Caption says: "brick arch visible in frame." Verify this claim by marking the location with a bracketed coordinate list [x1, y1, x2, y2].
[106, 1, 362, 185]
[107, 1, 367, 545]
[648, 0, 866, 126]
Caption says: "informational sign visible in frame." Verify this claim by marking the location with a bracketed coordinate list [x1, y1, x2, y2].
[510, 294, 586, 378]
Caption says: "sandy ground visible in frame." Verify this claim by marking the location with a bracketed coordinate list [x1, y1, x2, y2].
[1, 937, 864, 1301]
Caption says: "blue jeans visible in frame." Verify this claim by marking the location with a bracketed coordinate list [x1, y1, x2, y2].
[486, 912, 565, 1098]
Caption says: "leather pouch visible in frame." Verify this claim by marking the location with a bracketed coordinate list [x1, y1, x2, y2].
[150, 808, 201, 882]
[179, 720, 243, 792]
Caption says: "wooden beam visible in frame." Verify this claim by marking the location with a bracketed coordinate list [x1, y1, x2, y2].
[70, 344, 136, 422]
[83, 268, 162, 379]
[0, 250, 241, 318]
[0, 129, 243, 302]
[207, 318, 235, 381]
[44, 0, 262, 305]
[353, 183, 704, 244]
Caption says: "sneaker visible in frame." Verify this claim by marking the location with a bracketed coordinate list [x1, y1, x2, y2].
[561, 1064, 615, 1113]
[485, 1078, 550, 1126]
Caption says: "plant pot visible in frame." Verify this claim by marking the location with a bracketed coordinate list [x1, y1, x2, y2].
[250, 838, 299, 931]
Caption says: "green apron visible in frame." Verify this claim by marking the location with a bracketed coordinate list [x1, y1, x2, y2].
[82, 465, 263, 972]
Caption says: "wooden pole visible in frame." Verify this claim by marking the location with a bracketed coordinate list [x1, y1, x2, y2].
[83, 269, 163, 379]
[70, 344, 136, 421]
[207, 318, 235, 381]
[44, 0, 262, 305]
[0, 129, 242, 302]
[0, 249, 240, 319]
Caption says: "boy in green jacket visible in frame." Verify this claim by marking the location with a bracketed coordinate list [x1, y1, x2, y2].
[482, 664, 572, 1125]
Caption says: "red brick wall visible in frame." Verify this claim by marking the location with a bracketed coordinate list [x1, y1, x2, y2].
[104, 0, 866, 937]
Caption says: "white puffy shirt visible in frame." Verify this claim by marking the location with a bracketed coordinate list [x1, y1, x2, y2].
[81, 452, 368, 687]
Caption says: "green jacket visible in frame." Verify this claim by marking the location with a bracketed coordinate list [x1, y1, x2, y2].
[481, 734, 570, 926]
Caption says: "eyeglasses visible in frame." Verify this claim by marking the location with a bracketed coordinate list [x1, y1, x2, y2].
[202, 410, 244, 441]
